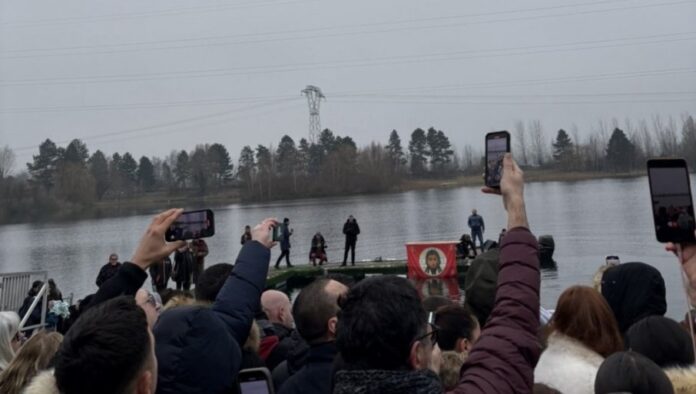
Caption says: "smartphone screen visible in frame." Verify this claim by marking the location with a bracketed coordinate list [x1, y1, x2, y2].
[648, 159, 696, 243]
[240, 380, 271, 394]
[238, 368, 274, 394]
[485, 131, 510, 188]
[165, 209, 215, 241]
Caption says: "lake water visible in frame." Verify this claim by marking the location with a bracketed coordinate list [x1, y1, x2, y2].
[0, 176, 693, 319]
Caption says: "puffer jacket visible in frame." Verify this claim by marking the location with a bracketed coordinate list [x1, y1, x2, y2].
[333, 369, 443, 394]
[155, 241, 270, 394]
[534, 332, 604, 394]
[451, 227, 541, 394]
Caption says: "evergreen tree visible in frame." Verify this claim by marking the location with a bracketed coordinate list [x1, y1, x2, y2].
[552, 129, 574, 164]
[119, 153, 138, 184]
[137, 156, 156, 191]
[426, 128, 454, 174]
[190, 145, 210, 194]
[276, 135, 298, 175]
[237, 146, 256, 193]
[88, 150, 110, 199]
[63, 139, 89, 165]
[606, 128, 636, 172]
[408, 128, 428, 176]
[174, 150, 191, 189]
[386, 130, 406, 174]
[27, 139, 62, 191]
[207, 143, 233, 188]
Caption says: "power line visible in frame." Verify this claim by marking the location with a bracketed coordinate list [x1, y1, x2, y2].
[2, 0, 694, 59]
[0, 0, 318, 28]
[331, 97, 696, 105]
[3, 32, 695, 87]
[2, 67, 694, 114]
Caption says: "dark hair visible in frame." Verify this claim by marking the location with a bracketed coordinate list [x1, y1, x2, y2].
[550, 286, 623, 357]
[422, 295, 453, 313]
[54, 297, 151, 394]
[159, 289, 192, 306]
[194, 263, 234, 303]
[533, 384, 561, 394]
[626, 315, 695, 368]
[293, 278, 339, 343]
[434, 304, 479, 351]
[336, 276, 426, 370]
[425, 250, 441, 267]
[283, 218, 289, 223]
[28, 281, 43, 297]
[595, 351, 674, 394]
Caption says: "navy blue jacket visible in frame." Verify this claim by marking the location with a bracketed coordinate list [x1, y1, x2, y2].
[155, 241, 270, 394]
[278, 342, 337, 394]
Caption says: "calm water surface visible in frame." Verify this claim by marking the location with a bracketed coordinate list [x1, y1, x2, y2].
[0, 176, 692, 319]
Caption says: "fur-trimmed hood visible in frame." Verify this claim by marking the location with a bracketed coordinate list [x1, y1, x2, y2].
[22, 370, 59, 394]
[665, 365, 696, 394]
[534, 332, 605, 394]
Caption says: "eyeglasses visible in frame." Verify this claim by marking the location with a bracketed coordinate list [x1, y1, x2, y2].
[138, 292, 162, 312]
[414, 323, 439, 347]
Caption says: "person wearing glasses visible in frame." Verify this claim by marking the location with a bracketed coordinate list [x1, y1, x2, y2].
[95, 253, 121, 288]
[334, 154, 542, 394]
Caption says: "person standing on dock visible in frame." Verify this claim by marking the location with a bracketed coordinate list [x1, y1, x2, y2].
[275, 218, 294, 269]
[342, 215, 361, 266]
[241, 225, 252, 245]
[95, 253, 121, 288]
[468, 209, 485, 251]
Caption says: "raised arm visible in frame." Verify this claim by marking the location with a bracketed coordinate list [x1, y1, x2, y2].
[212, 218, 277, 345]
[452, 154, 541, 394]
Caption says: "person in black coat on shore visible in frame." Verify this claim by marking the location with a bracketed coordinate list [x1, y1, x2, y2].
[173, 244, 194, 291]
[277, 278, 348, 394]
[149, 256, 173, 292]
[95, 253, 121, 287]
[342, 215, 360, 266]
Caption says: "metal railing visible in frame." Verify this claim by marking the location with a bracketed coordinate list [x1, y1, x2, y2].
[0, 271, 48, 332]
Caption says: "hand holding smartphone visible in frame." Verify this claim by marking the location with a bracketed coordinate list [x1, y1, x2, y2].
[647, 159, 696, 243]
[165, 209, 215, 242]
[485, 131, 511, 188]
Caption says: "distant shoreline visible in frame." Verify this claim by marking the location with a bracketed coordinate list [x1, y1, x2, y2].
[1, 170, 646, 225]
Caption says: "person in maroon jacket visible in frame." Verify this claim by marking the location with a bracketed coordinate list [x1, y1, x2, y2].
[334, 154, 541, 394]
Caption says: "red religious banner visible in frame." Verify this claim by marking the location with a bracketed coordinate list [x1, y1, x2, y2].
[406, 241, 459, 280]
[413, 278, 462, 303]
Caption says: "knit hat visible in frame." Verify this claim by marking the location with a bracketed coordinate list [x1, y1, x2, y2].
[626, 315, 695, 368]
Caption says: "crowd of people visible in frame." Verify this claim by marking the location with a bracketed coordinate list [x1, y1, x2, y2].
[0, 153, 696, 393]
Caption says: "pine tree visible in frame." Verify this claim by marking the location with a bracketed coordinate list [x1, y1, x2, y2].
[386, 130, 406, 175]
[409, 128, 428, 176]
[174, 150, 191, 189]
[27, 139, 62, 191]
[137, 156, 156, 191]
[552, 129, 574, 164]
[606, 128, 636, 172]
[88, 150, 110, 199]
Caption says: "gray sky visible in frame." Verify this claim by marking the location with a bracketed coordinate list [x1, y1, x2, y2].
[1, 0, 695, 169]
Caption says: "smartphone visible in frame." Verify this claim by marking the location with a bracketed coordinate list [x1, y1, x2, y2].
[165, 209, 215, 241]
[485, 131, 511, 188]
[272, 224, 282, 242]
[647, 159, 696, 243]
[238, 368, 274, 394]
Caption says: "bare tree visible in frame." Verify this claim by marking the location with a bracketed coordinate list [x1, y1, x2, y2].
[653, 114, 679, 156]
[0, 145, 16, 178]
[514, 121, 528, 166]
[528, 120, 547, 166]
[638, 119, 654, 158]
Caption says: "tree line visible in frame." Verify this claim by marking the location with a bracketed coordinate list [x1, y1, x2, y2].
[0, 113, 694, 223]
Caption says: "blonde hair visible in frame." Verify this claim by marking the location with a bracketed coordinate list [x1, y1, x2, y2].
[439, 350, 469, 391]
[244, 321, 261, 353]
[0, 312, 20, 370]
[0, 331, 63, 394]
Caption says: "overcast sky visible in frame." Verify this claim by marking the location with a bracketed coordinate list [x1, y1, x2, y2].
[1, 0, 695, 169]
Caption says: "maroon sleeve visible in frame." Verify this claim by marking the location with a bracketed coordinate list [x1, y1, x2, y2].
[451, 227, 541, 394]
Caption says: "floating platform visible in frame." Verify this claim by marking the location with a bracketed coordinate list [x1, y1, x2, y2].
[265, 259, 471, 289]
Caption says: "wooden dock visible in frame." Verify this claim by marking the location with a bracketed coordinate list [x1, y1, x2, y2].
[266, 259, 471, 289]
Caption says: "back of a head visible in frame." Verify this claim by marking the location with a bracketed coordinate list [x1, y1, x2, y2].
[293, 278, 341, 344]
[601, 262, 667, 333]
[626, 315, 695, 368]
[54, 297, 151, 394]
[551, 286, 623, 357]
[595, 351, 674, 394]
[422, 296, 452, 314]
[154, 305, 241, 393]
[0, 331, 63, 394]
[464, 248, 499, 326]
[434, 304, 478, 351]
[538, 235, 555, 252]
[194, 263, 234, 303]
[0, 311, 20, 370]
[337, 275, 425, 370]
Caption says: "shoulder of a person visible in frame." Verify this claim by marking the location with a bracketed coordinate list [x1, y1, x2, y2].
[542, 332, 604, 366]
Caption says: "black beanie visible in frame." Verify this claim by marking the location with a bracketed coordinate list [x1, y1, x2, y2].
[626, 315, 695, 368]
[595, 351, 674, 394]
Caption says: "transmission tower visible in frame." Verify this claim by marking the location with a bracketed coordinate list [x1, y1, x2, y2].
[301, 85, 325, 142]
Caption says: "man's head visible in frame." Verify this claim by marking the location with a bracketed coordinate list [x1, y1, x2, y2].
[336, 276, 433, 371]
[293, 278, 348, 344]
[54, 297, 156, 394]
[195, 263, 234, 303]
[348, 215, 354, 222]
[244, 225, 251, 233]
[261, 290, 294, 328]
[434, 304, 480, 353]
[283, 218, 289, 224]
[471, 209, 477, 215]
[108, 253, 119, 265]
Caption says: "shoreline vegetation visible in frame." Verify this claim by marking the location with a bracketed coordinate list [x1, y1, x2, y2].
[1, 115, 695, 224]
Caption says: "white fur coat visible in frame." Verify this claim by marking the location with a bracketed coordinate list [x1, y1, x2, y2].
[22, 370, 59, 394]
[534, 332, 605, 394]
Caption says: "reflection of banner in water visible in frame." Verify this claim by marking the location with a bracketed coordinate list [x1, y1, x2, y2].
[406, 242, 458, 279]
[413, 278, 461, 303]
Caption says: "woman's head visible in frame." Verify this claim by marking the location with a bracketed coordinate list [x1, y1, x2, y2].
[0, 331, 63, 394]
[550, 286, 623, 357]
[0, 312, 21, 370]
[425, 250, 441, 270]
[625, 315, 695, 368]
[595, 351, 674, 394]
